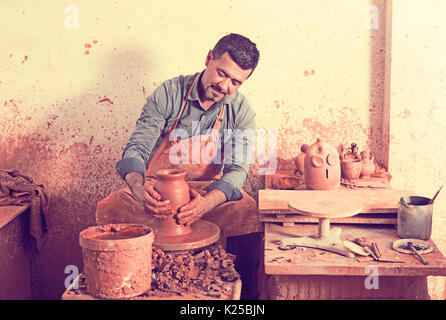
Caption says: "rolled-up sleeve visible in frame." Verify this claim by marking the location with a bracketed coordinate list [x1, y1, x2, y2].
[116, 82, 172, 182]
[209, 102, 256, 201]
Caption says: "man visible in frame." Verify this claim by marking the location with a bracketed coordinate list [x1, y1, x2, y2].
[96, 33, 261, 299]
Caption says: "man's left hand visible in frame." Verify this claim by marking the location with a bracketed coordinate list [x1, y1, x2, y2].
[176, 188, 204, 226]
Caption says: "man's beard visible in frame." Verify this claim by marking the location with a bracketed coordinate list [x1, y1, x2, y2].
[207, 84, 226, 101]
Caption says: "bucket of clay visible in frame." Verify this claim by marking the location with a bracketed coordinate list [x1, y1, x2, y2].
[397, 196, 433, 240]
[79, 223, 154, 299]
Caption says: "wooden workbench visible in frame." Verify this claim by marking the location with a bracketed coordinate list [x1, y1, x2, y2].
[258, 180, 446, 299]
[0, 205, 32, 299]
[264, 223, 446, 276]
[261, 223, 446, 299]
[0, 205, 28, 229]
[62, 273, 241, 300]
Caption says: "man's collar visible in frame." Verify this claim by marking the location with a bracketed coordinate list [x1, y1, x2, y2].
[187, 71, 203, 102]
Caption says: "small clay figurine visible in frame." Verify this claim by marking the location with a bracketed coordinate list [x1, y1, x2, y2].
[341, 143, 361, 161]
[294, 143, 309, 175]
[360, 150, 375, 178]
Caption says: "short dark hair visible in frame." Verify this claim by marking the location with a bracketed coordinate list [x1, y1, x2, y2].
[212, 33, 260, 74]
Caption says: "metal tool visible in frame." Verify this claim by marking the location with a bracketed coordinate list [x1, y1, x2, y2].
[351, 239, 403, 263]
[429, 185, 443, 204]
[392, 239, 433, 265]
[408, 242, 428, 265]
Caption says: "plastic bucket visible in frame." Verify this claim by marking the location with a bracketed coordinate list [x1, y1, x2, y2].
[397, 196, 433, 240]
[79, 223, 154, 299]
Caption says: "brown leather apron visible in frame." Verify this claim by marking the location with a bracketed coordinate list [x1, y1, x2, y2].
[96, 75, 262, 240]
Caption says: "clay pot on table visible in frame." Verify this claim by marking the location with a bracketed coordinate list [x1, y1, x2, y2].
[360, 150, 375, 178]
[79, 223, 154, 299]
[294, 143, 309, 175]
[154, 168, 191, 237]
[341, 159, 362, 182]
[304, 138, 341, 190]
[340, 143, 361, 162]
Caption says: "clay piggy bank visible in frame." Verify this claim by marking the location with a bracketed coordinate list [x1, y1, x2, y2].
[304, 138, 341, 190]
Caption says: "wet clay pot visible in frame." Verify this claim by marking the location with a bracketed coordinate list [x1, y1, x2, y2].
[79, 223, 154, 299]
[341, 159, 362, 181]
[294, 144, 309, 175]
[304, 138, 340, 190]
[154, 169, 191, 237]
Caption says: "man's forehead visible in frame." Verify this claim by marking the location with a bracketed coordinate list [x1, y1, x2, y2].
[214, 52, 252, 82]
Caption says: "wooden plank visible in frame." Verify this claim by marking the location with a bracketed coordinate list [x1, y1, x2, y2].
[264, 170, 392, 190]
[260, 213, 397, 225]
[260, 274, 430, 300]
[62, 273, 241, 300]
[0, 206, 28, 229]
[263, 223, 446, 276]
[259, 189, 414, 215]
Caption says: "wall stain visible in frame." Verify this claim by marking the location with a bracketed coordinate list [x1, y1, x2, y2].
[97, 97, 114, 105]
[273, 105, 374, 161]
[303, 69, 315, 77]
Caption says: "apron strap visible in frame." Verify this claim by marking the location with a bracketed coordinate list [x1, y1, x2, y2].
[146, 74, 198, 175]
[208, 104, 226, 143]
[146, 77, 227, 178]
[170, 74, 199, 132]
[213, 104, 226, 131]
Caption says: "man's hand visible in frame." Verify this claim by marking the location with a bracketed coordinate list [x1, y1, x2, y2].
[176, 188, 227, 226]
[125, 172, 172, 218]
[176, 189, 203, 226]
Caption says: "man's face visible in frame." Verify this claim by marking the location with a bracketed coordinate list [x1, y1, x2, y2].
[200, 51, 252, 104]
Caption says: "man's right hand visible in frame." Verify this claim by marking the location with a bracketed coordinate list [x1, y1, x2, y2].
[125, 172, 172, 218]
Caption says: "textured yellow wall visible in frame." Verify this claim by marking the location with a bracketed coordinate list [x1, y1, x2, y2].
[0, 0, 387, 163]
[0, 0, 444, 299]
[387, 0, 446, 299]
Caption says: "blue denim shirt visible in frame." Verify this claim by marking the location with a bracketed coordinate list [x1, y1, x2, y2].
[116, 71, 256, 201]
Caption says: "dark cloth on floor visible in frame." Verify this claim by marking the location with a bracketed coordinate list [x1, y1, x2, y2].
[0, 170, 49, 251]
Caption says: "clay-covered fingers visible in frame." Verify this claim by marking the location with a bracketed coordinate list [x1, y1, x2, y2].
[143, 185, 171, 212]
[144, 184, 162, 201]
[176, 208, 197, 226]
[178, 191, 200, 213]
[142, 198, 173, 217]
[189, 188, 201, 199]
[176, 189, 202, 225]
[130, 184, 171, 217]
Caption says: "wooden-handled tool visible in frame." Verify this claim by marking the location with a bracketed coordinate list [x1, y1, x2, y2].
[408, 242, 428, 265]
[429, 185, 443, 204]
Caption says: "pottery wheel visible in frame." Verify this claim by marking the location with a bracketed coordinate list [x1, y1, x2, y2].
[279, 197, 363, 257]
[288, 197, 363, 219]
[153, 220, 220, 251]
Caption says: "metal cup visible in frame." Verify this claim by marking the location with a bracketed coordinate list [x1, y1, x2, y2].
[397, 196, 433, 240]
